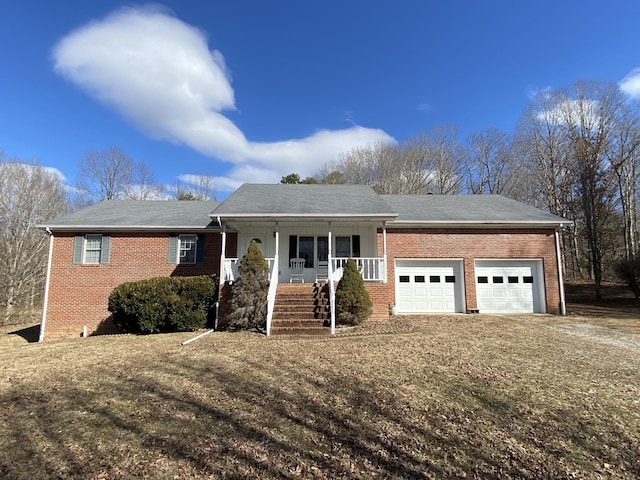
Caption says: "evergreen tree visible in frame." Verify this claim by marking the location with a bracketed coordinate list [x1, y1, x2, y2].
[227, 240, 270, 331]
[335, 259, 372, 325]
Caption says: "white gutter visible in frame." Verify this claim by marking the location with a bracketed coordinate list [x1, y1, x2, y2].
[39, 228, 54, 342]
[555, 229, 567, 315]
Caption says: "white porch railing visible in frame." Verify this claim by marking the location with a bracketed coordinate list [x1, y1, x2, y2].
[223, 258, 276, 282]
[330, 257, 385, 282]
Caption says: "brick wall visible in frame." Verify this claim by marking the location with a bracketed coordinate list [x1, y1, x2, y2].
[374, 227, 562, 315]
[42, 232, 227, 340]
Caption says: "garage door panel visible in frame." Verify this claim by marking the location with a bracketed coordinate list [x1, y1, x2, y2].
[475, 260, 542, 313]
[396, 261, 462, 313]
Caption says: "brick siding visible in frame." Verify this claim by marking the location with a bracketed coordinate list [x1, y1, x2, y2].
[43, 227, 561, 340]
[374, 227, 562, 315]
[42, 232, 231, 340]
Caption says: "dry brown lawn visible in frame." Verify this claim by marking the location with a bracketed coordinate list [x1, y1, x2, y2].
[1, 294, 640, 478]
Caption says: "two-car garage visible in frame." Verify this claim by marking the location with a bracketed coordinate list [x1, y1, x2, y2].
[394, 259, 546, 315]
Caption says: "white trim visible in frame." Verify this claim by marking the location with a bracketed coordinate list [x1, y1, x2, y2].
[39, 229, 54, 342]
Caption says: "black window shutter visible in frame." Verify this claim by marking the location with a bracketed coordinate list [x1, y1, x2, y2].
[289, 235, 297, 260]
[196, 234, 205, 263]
[352, 235, 361, 257]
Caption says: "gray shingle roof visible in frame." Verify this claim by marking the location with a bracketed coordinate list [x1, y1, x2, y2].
[211, 184, 397, 219]
[41, 186, 570, 232]
[382, 194, 571, 226]
[43, 200, 221, 231]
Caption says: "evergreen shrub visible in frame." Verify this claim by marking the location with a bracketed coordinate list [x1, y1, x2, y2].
[335, 258, 372, 325]
[108, 275, 218, 334]
[227, 240, 270, 331]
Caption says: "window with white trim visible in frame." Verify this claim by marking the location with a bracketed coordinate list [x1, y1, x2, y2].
[178, 234, 197, 264]
[73, 234, 110, 265]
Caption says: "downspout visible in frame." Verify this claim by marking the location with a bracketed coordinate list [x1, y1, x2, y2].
[39, 228, 54, 342]
[555, 228, 566, 315]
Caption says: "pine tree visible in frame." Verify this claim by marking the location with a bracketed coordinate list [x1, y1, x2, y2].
[227, 240, 270, 331]
[335, 259, 372, 325]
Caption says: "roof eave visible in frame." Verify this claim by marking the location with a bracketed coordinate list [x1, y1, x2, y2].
[39, 225, 221, 233]
[387, 220, 573, 228]
[213, 213, 398, 222]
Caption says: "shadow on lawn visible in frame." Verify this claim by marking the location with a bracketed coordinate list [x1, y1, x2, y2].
[2, 349, 639, 478]
[8, 324, 40, 343]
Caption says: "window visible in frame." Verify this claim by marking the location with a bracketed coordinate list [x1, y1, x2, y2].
[73, 235, 110, 265]
[523, 276, 534, 284]
[414, 275, 425, 283]
[477, 276, 488, 283]
[336, 236, 351, 257]
[493, 276, 504, 283]
[299, 236, 314, 268]
[430, 275, 441, 283]
[168, 234, 204, 265]
[445, 276, 456, 283]
[179, 235, 197, 264]
[399, 275, 410, 283]
[508, 276, 519, 284]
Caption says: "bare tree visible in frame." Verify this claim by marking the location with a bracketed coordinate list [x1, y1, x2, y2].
[415, 125, 464, 194]
[123, 162, 165, 200]
[463, 127, 522, 196]
[175, 174, 218, 200]
[559, 82, 621, 299]
[77, 147, 162, 203]
[0, 159, 68, 324]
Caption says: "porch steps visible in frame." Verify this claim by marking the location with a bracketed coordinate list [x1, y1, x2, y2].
[270, 283, 331, 336]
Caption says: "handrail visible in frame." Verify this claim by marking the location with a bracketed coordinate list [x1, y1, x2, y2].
[328, 254, 336, 335]
[265, 254, 279, 336]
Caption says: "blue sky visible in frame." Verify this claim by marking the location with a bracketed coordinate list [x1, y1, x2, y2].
[2, 1, 640, 198]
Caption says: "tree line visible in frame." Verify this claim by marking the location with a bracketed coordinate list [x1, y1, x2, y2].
[283, 81, 640, 299]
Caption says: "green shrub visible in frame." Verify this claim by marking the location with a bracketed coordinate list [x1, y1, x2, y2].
[108, 275, 218, 334]
[227, 240, 270, 331]
[614, 258, 640, 298]
[335, 259, 372, 326]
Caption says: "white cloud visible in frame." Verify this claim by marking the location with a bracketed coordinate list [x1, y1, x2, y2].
[52, 6, 394, 188]
[619, 68, 640, 98]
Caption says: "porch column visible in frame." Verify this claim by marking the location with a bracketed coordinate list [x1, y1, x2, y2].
[382, 221, 388, 283]
[328, 222, 335, 335]
[274, 222, 279, 257]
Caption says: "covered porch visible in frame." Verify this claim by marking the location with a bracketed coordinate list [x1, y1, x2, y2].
[218, 220, 389, 335]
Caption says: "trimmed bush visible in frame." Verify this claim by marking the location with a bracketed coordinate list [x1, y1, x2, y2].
[227, 240, 270, 331]
[108, 275, 218, 334]
[335, 259, 372, 325]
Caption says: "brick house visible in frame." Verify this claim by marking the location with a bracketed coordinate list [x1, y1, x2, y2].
[39, 184, 571, 341]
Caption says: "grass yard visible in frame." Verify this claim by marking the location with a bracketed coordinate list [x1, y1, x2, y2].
[1, 310, 640, 478]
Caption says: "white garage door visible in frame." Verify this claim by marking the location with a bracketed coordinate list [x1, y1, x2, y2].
[475, 260, 543, 313]
[395, 260, 463, 313]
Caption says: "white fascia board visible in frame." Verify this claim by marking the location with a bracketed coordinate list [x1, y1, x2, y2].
[41, 225, 220, 232]
[387, 220, 572, 228]
[215, 213, 398, 222]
